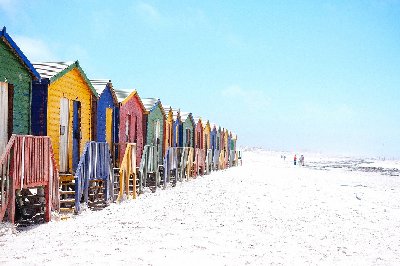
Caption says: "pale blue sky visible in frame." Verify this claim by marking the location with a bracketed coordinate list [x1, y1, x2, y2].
[1, 0, 399, 157]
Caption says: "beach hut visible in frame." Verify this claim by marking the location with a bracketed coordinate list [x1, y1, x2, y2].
[172, 108, 182, 147]
[90, 79, 119, 152]
[117, 90, 147, 167]
[138, 98, 165, 192]
[180, 112, 195, 176]
[0, 27, 40, 153]
[162, 104, 174, 156]
[203, 120, 212, 173]
[32, 61, 98, 174]
[193, 116, 205, 176]
[142, 98, 166, 164]
[0, 27, 59, 225]
[210, 123, 219, 170]
[180, 112, 195, 148]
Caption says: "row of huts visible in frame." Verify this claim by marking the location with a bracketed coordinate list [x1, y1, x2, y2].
[0, 27, 240, 226]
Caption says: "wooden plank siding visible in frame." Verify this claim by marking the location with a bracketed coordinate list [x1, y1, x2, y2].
[0, 38, 34, 135]
[164, 107, 173, 156]
[46, 68, 94, 173]
[119, 91, 146, 167]
[203, 120, 211, 151]
[144, 100, 165, 165]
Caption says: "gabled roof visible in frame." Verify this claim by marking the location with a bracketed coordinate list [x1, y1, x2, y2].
[119, 89, 147, 113]
[0, 27, 40, 80]
[90, 79, 118, 104]
[181, 112, 195, 127]
[203, 120, 211, 130]
[193, 116, 202, 125]
[33, 61, 98, 97]
[162, 104, 173, 120]
[210, 123, 218, 131]
[115, 89, 131, 103]
[163, 104, 181, 121]
[142, 98, 166, 117]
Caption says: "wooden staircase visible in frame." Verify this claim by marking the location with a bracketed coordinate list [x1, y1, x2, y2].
[113, 168, 120, 202]
[59, 174, 75, 216]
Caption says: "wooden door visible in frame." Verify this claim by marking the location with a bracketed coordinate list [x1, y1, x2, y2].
[59, 98, 69, 172]
[105, 108, 113, 148]
[72, 101, 81, 172]
[0, 82, 8, 156]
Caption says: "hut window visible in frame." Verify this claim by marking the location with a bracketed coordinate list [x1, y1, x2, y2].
[133, 116, 137, 143]
[126, 114, 131, 142]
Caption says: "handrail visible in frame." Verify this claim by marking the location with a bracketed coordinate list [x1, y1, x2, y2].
[74, 141, 113, 213]
[205, 149, 212, 174]
[163, 147, 194, 185]
[194, 148, 205, 176]
[138, 145, 157, 193]
[0, 135, 59, 223]
[213, 149, 220, 171]
[117, 143, 136, 201]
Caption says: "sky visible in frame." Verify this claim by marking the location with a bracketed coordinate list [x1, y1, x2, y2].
[1, 0, 400, 158]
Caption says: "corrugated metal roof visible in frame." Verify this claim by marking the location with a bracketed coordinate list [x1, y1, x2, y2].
[90, 79, 111, 96]
[33, 61, 74, 79]
[114, 89, 132, 102]
[141, 98, 158, 112]
[180, 112, 191, 121]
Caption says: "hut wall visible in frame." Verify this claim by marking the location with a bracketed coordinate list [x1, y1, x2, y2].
[182, 119, 194, 148]
[31, 81, 48, 136]
[195, 121, 203, 150]
[0, 40, 32, 134]
[97, 86, 116, 143]
[145, 105, 165, 164]
[47, 68, 94, 173]
[203, 123, 211, 151]
[164, 111, 173, 155]
[119, 95, 144, 166]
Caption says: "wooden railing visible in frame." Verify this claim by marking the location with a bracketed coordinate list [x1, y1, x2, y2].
[138, 145, 158, 193]
[74, 142, 113, 213]
[205, 149, 212, 174]
[0, 135, 59, 223]
[194, 148, 205, 176]
[117, 143, 137, 201]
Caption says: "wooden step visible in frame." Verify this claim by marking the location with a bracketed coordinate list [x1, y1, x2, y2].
[60, 182, 75, 186]
[60, 199, 75, 204]
[59, 191, 75, 195]
[60, 207, 74, 212]
[59, 174, 74, 182]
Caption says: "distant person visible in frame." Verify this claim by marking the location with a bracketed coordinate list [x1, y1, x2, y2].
[301, 155, 305, 166]
[294, 154, 297, 165]
[283, 155, 286, 161]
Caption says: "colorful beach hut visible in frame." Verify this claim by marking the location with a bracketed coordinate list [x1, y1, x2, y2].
[162, 104, 174, 156]
[203, 120, 212, 173]
[172, 108, 182, 147]
[142, 98, 166, 165]
[180, 112, 195, 148]
[117, 89, 147, 167]
[0, 27, 59, 225]
[193, 116, 205, 176]
[32, 61, 98, 174]
[0, 27, 40, 154]
[91, 79, 119, 151]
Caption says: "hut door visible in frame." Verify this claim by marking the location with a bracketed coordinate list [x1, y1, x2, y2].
[154, 120, 160, 149]
[105, 108, 113, 148]
[0, 82, 9, 156]
[72, 101, 81, 172]
[59, 98, 69, 172]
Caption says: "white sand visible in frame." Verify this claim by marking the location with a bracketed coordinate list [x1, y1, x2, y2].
[0, 150, 399, 265]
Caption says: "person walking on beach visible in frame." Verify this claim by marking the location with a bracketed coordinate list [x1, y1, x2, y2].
[294, 154, 297, 165]
[300, 155, 305, 166]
